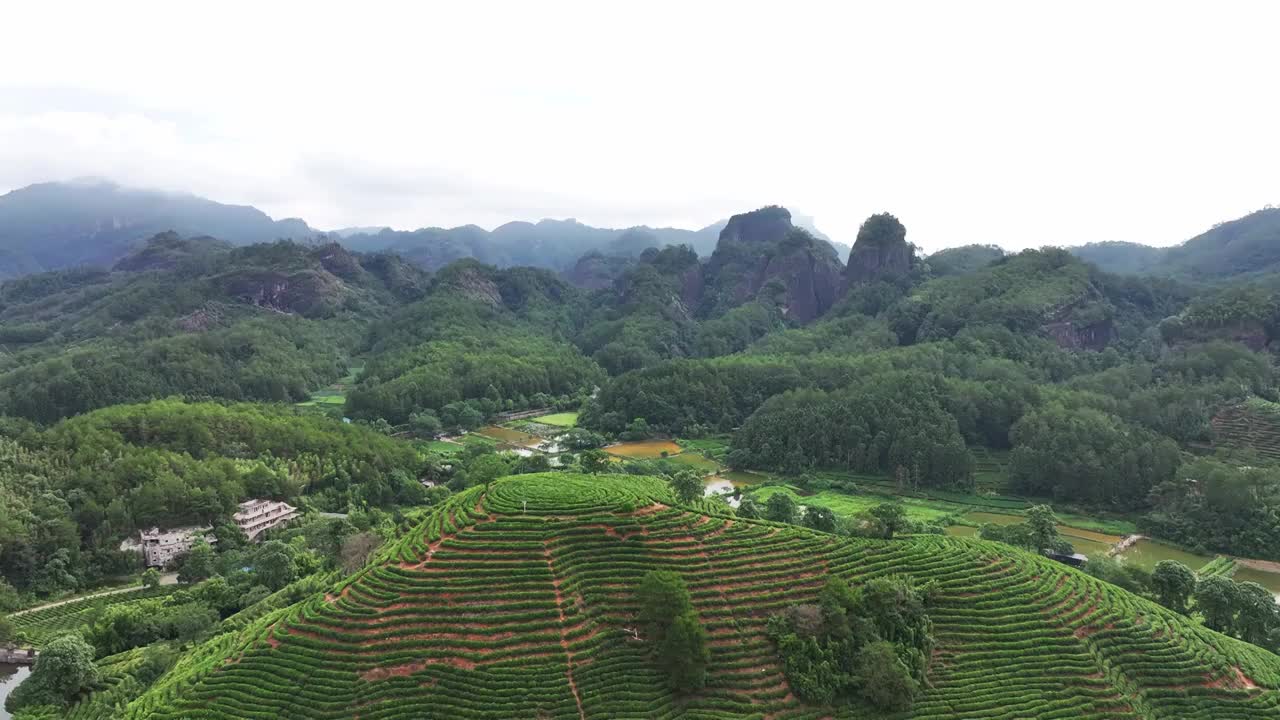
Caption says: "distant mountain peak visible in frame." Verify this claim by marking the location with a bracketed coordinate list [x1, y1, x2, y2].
[0, 179, 316, 280]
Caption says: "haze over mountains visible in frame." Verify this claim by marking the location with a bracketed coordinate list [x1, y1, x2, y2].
[0, 180, 846, 281]
[3, 180, 1278, 288]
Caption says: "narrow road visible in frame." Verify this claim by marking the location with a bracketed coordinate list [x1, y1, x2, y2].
[8, 572, 179, 617]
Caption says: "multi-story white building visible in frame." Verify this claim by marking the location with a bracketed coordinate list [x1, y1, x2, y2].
[138, 526, 216, 567]
[233, 499, 299, 541]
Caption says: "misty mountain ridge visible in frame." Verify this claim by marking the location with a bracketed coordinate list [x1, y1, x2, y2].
[3, 178, 1277, 286]
[0, 179, 848, 281]
[1068, 208, 1280, 280]
[0, 180, 313, 280]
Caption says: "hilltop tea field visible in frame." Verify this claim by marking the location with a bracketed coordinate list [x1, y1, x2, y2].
[123, 474, 1280, 719]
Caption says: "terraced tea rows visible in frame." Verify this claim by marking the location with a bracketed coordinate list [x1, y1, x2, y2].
[1213, 403, 1280, 460]
[10, 585, 179, 646]
[125, 474, 1280, 719]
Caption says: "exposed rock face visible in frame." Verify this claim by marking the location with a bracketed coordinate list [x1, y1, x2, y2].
[565, 252, 633, 290]
[701, 206, 844, 322]
[1043, 318, 1113, 351]
[680, 264, 704, 308]
[439, 264, 504, 308]
[311, 242, 365, 280]
[221, 269, 345, 317]
[1166, 319, 1270, 352]
[846, 213, 915, 285]
[175, 303, 226, 332]
[112, 232, 231, 272]
[754, 232, 844, 323]
[1223, 323, 1270, 352]
[716, 206, 794, 246]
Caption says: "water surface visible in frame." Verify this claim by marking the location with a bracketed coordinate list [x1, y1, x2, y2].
[1232, 565, 1280, 599]
[1114, 539, 1212, 573]
[0, 664, 31, 720]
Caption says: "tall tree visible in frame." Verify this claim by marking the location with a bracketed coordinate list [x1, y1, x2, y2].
[1195, 575, 1239, 633]
[1151, 560, 1196, 614]
[637, 570, 694, 643]
[255, 540, 297, 591]
[6, 632, 99, 710]
[660, 609, 710, 692]
[669, 470, 703, 505]
[765, 493, 798, 524]
[178, 540, 216, 583]
[635, 570, 709, 693]
[870, 502, 907, 539]
[1025, 505, 1060, 551]
[802, 506, 837, 533]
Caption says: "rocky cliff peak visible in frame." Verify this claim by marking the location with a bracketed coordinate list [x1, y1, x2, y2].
[715, 206, 794, 248]
[846, 212, 915, 284]
[701, 207, 844, 322]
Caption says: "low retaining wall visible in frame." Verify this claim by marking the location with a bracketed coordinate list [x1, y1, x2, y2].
[0, 647, 37, 664]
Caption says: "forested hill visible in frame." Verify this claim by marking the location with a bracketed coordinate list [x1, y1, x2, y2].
[0, 234, 428, 422]
[1071, 208, 1280, 280]
[339, 219, 726, 273]
[124, 475, 1280, 719]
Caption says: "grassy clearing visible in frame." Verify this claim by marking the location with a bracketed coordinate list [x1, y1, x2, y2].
[751, 485, 961, 523]
[459, 433, 497, 447]
[746, 479, 1136, 541]
[424, 440, 463, 455]
[296, 364, 363, 408]
[530, 412, 579, 427]
[785, 467, 1137, 536]
[667, 453, 719, 472]
[297, 391, 346, 407]
[676, 436, 731, 461]
[1052, 510, 1138, 537]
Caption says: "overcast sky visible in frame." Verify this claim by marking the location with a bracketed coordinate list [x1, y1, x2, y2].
[1, 1, 1277, 252]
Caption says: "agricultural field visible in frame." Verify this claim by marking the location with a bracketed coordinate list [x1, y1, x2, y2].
[531, 412, 579, 428]
[676, 437, 731, 462]
[1213, 399, 1280, 460]
[605, 440, 685, 458]
[475, 425, 544, 448]
[752, 485, 960, 523]
[667, 452, 719, 473]
[9, 585, 180, 646]
[123, 474, 1280, 719]
[606, 441, 721, 476]
[744, 466, 1139, 539]
[13, 647, 153, 720]
[424, 439, 465, 456]
[295, 365, 363, 409]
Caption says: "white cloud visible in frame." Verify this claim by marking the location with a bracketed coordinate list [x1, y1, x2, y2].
[1, 0, 1277, 250]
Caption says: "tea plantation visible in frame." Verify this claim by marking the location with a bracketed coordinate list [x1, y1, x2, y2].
[124, 474, 1280, 719]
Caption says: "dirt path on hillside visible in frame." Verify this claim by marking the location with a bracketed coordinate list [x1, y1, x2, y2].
[10, 572, 179, 617]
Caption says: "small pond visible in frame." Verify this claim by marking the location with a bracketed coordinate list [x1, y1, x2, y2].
[719, 470, 769, 486]
[945, 525, 1113, 559]
[0, 664, 31, 720]
[702, 477, 741, 508]
[1113, 539, 1213, 573]
[1231, 565, 1280, 600]
[960, 511, 1124, 548]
